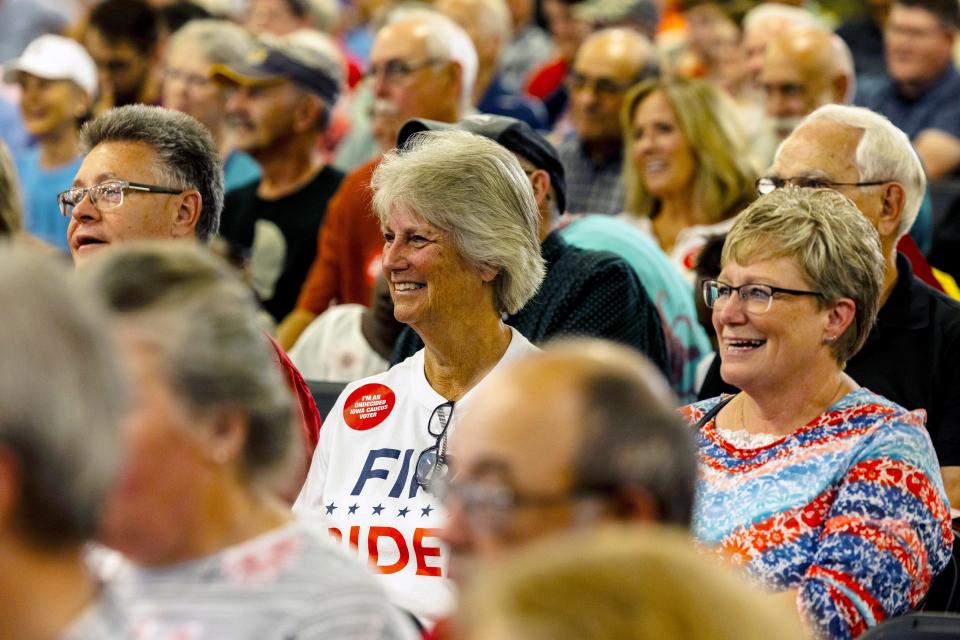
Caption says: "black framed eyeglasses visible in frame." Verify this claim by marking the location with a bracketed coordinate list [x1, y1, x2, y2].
[756, 176, 890, 195]
[366, 57, 444, 83]
[415, 401, 455, 494]
[702, 279, 823, 314]
[566, 71, 635, 96]
[57, 180, 184, 217]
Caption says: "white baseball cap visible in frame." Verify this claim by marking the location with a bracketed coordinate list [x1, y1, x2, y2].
[4, 35, 98, 98]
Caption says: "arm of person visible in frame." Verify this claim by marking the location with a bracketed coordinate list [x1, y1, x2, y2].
[914, 129, 960, 178]
[799, 409, 954, 639]
[941, 466, 960, 513]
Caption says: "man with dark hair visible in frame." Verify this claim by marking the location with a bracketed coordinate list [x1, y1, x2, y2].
[855, 0, 960, 176]
[214, 32, 345, 323]
[442, 339, 694, 582]
[65, 104, 223, 263]
[391, 113, 669, 375]
[84, 0, 160, 107]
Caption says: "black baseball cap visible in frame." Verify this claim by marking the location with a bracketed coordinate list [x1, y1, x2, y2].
[397, 114, 567, 214]
[210, 43, 340, 105]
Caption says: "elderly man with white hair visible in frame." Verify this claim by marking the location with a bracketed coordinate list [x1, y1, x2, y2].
[699, 104, 960, 506]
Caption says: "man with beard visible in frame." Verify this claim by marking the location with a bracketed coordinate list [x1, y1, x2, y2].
[275, 9, 476, 349]
[214, 31, 345, 324]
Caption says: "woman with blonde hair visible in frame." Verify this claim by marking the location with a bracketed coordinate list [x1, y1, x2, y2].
[622, 76, 757, 279]
[459, 524, 805, 640]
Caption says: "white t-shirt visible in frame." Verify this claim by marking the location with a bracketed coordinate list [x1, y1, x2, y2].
[87, 521, 417, 639]
[293, 327, 539, 623]
[289, 304, 389, 382]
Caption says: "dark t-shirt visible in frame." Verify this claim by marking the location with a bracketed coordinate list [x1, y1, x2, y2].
[699, 254, 960, 466]
[220, 166, 344, 322]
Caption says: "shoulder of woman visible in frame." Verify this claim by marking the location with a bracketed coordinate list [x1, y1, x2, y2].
[678, 394, 728, 425]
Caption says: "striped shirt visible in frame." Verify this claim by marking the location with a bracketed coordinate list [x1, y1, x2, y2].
[683, 389, 953, 639]
[97, 521, 418, 639]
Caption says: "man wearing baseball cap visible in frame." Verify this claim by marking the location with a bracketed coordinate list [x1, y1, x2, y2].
[5, 34, 97, 251]
[391, 113, 668, 373]
[213, 31, 345, 324]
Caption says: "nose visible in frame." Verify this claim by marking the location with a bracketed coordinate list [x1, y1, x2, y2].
[71, 189, 100, 222]
[438, 496, 471, 550]
[380, 237, 407, 274]
[765, 88, 788, 118]
[371, 70, 390, 98]
[714, 292, 748, 328]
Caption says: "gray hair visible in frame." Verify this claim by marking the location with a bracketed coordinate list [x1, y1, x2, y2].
[371, 129, 545, 315]
[80, 105, 224, 242]
[791, 104, 926, 238]
[81, 242, 294, 485]
[557, 340, 695, 528]
[166, 19, 255, 67]
[0, 247, 126, 547]
[385, 7, 478, 112]
[0, 141, 22, 236]
[723, 188, 884, 365]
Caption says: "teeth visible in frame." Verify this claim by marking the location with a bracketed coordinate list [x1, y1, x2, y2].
[727, 339, 765, 349]
[394, 283, 423, 291]
[646, 160, 667, 172]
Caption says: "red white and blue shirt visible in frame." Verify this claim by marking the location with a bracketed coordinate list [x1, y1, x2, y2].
[683, 389, 953, 639]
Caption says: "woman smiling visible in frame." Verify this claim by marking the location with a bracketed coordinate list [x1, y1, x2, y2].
[683, 188, 952, 639]
[294, 129, 545, 627]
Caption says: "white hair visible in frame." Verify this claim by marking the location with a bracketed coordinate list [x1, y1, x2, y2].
[385, 6, 478, 111]
[791, 104, 926, 238]
[743, 3, 820, 33]
[371, 130, 545, 315]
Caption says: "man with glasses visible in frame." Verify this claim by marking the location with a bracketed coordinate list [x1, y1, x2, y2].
[441, 338, 694, 583]
[855, 0, 960, 177]
[275, 10, 477, 349]
[699, 104, 960, 506]
[558, 27, 656, 215]
[64, 104, 221, 264]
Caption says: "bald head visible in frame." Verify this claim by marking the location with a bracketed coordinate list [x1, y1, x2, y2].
[443, 339, 693, 581]
[743, 3, 819, 82]
[570, 28, 656, 143]
[761, 26, 854, 139]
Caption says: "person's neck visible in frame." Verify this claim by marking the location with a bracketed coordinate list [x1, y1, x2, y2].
[0, 540, 97, 640]
[582, 137, 622, 168]
[879, 247, 900, 307]
[654, 192, 700, 252]
[255, 140, 323, 200]
[738, 363, 853, 436]
[38, 126, 80, 169]
[473, 60, 496, 103]
[186, 480, 293, 563]
[420, 313, 512, 401]
[897, 64, 951, 100]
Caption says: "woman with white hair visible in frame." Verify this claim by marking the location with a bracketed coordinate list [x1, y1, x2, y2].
[5, 34, 96, 251]
[294, 129, 546, 628]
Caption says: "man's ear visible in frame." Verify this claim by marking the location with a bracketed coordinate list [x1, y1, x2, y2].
[0, 448, 19, 531]
[171, 190, 203, 239]
[831, 72, 850, 104]
[293, 94, 324, 134]
[877, 182, 906, 239]
[198, 409, 248, 467]
[529, 169, 551, 209]
[444, 62, 463, 104]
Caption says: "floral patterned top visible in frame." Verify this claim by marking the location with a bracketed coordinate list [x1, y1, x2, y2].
[682, 389, 954, 639]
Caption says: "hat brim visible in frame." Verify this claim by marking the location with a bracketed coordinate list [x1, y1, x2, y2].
[209, 62, 285, 88]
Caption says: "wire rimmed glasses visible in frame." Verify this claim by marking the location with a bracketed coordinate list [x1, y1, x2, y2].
[58, 180, 184, 217]
[702, 280, 823, 314]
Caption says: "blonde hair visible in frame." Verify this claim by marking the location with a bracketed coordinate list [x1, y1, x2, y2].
[622, 77, 757, 224]
[723, 187, 884, 365]
[460, 524, 806, 640]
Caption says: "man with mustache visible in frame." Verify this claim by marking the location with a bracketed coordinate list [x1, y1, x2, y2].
[276, 9, 477, 350]
[214, 32, 345, 324]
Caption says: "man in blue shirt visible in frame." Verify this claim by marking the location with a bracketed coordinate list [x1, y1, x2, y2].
[855, 0, 960, 177]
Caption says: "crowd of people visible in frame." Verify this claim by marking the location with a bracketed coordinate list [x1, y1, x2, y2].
[1, 0, 959, 638]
